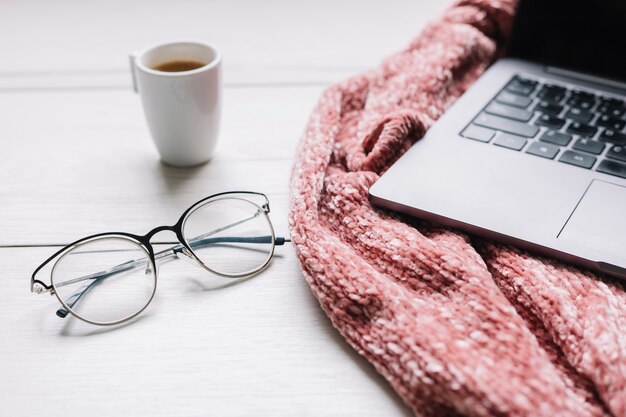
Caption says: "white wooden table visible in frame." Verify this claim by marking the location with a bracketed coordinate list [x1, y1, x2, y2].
[0, 1, 451, 415]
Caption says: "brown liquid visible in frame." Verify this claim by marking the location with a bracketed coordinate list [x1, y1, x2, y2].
[153, 60, 206, 72]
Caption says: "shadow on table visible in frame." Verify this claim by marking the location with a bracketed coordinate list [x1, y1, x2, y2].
[154, 160, 208, 191]
[58, 314, 150, 337]
[312, 300, 414, 417]
[55, 256, 285, 336]
[185, 252, 287, 291]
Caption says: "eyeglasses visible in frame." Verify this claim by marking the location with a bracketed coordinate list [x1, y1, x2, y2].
[31, 191, 290, 326]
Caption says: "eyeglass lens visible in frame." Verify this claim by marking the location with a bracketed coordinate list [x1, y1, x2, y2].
[182, 197, 275, 276]
[51, 236, 156, 325]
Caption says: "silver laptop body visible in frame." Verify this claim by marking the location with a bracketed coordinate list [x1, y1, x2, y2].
[369, 0, 626, 280]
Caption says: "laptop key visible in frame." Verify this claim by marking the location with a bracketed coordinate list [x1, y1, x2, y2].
[606, 145, 626, 162]
[597, 159, 626, 179]
[535, 100, 563, 115]
[559, 150, 596, 169]
[505, 77, 537, 96]
[540, 130, 572, 146]
[569, 90, 595, 99]
[567, 92, 596, 110]
[535, 114, 565, 129]
[597, 115, 625, 131]
[493, 134, 527, 151]
[598, 105, 625, 118]
[461, 124, 494, 143]
[485, 103, 533, 122]
[537, 84, 566, 102]
[496, 92, 532, 108]
[566, 121, 597, 137]
[474, 113, 539, 137]
[568, 100, 595, 110]
[599, 129, 626, 145]
[526, 142, 559, 159]
[565, 107, 593, 123]
[598, 97, 625, 114]
[572, 138, 605, 155]
[599, 96, 624, 108]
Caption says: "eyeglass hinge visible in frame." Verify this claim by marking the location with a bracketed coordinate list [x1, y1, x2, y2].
[33, 282, 54, 296]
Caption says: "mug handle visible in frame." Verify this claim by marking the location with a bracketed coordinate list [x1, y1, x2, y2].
[129, 52, 139, 93]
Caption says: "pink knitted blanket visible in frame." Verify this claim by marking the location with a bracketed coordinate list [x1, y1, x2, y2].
[289, 1, 626, 416]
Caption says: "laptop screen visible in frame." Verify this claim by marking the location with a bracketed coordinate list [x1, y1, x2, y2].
[507, 0, 626, 82]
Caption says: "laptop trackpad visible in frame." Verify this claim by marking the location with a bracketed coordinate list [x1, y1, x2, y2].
[559, 180, 626, 260]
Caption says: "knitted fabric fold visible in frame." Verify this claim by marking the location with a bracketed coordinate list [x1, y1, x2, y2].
[288, 1, 626, 416]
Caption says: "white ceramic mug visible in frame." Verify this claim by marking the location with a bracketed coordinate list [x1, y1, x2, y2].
[130, 41, 222, 167]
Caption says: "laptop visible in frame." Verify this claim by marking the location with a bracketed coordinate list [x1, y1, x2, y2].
[369, 0, 626, 280]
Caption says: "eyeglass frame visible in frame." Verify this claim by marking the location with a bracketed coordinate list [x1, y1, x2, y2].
[31, 191, 290, 325]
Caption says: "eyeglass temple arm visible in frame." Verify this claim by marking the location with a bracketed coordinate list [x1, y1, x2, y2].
[55, 234, 290, 318]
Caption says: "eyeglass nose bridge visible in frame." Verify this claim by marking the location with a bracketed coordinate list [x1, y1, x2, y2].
[143, 225, 182, 242]
[143, 225, 205, 269]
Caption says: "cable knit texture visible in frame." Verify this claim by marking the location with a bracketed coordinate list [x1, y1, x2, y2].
[288, 1, 626, 416]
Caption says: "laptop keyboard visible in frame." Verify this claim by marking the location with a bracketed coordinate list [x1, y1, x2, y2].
[461, 75, 626, 179]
